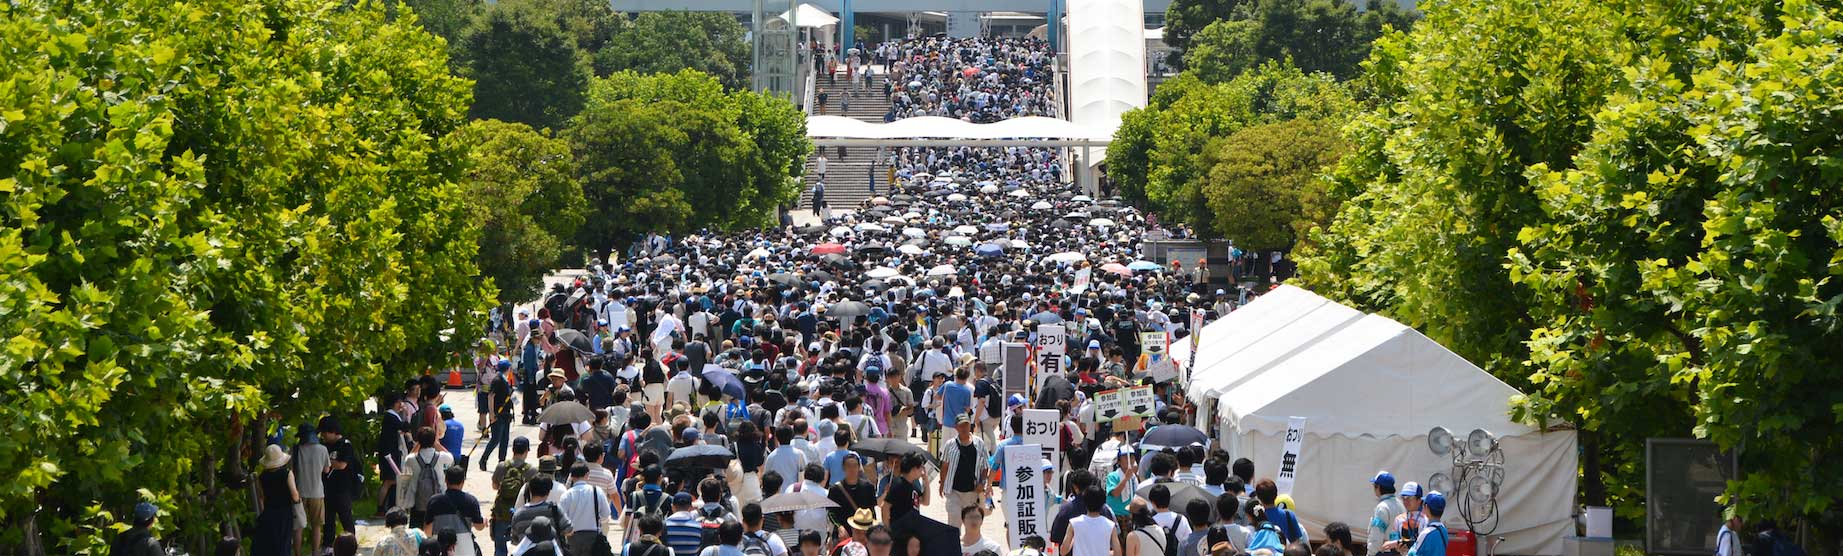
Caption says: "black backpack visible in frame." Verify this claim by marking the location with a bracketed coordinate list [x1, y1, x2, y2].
[979, 378, 1003, 418]
[1139, 525, 1179, 556]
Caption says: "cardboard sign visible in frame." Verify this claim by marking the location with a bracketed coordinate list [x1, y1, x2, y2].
[1276, 416, 1306, 495]
[1122, 385, 1157, 417]
[1146, 355, 1179, 383]
[1140, 332, 1168, 358]
[1093, 388, 1125, 421]
[1072, 268, 1092, 294]
[1003, 342, 1030, 396]
[1003, 444, 1049, 547]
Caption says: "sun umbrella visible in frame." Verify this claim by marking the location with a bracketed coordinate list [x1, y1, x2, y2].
[538, 400, 594, 426]
[974, 243, 1005, 257]
[1049, 219, 1073, 229]
[1009, 189, 1032, 198]
[855, 222, 885, 232]
[892, 194, 916, 203]
[892, 512, 959, 556]
[760, 490, 839, 514]
[812, 243, 847, 255]
[664, 444, 736, 469]
[806, 269, 836, 282]
[1089, 218, 1117, 228]
[650, 254, 676, 265]
[1048, 251, 1087, 263]
[795, 224, 826, 235]
[902, 227, 927, 239]
[946, 193, 969, 202]
[863, 279, 888, 292]
[898, 244, 926, 255]
[902, 238, 929, 247]
[745, 247, 772, 260]
[1009, 239, 1030, 249]
[1128, 260, 1163, 272]
[1072, 194, 1094, 203]
[871, 196, 891, 206]
[1140, 424, 1210, 450]
[1030, 201, 1054, 210]
[829, 226, 853, 237]
[853, 438, 938, 465]
[867, 267, 902, 279]
[986, 222, 1011, 232]
[1064, 211, 1091, 220]
[828, 300, 873, 318]
[881, 215, 907, 225]
[953, 225, 979, 235]
[1101, 262, 1131, 276]
[554, 329, 596, 354]
[1029, 311, 1064, 324]
[766, 273, 803, 288]
[979, 184, 999, 194]
[943, 236, 973, 247]
[855, 244, 889, 257]
[1099, 199, 1122, 207]
[700, 367, 748, 400]
[927, 264, 957, 277]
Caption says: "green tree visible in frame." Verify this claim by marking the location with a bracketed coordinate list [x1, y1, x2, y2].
[458, 2, 591, 131]
[1106, 63, 1355, 235]
[1180, 0, 1417, 82]
[594, 11, 751, 89]
[0, 0, 487, 551]
[512, 0, 623, 54]
[567, 70, 810, 250]
[447, 120, 586, 304]
[1185, 19, 1261, 84]
[1199, 119, 1347, 250]
[1162, 0, 1254, 69]
[396, 0, 483, 48]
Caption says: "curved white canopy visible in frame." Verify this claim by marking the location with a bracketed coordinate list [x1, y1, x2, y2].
[779, 4, 837, 27]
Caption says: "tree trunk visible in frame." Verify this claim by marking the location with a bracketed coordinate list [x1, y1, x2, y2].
[1580, 429, 1605, 506]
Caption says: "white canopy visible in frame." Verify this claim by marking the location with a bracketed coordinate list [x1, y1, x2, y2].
[779, 4, 838, 28]
[806, 115, 1113, 144]
[1181, 286, 1576, 556]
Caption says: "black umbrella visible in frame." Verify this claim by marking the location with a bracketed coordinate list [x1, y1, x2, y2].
[863, 279, 888, 292]
[823, 255, 858, 270]
[891, 511, 960, 556]
[1049, 219, 1073, 229]
[853, 438, 938, 466]
[891, 194, 916, 202]
[796, 224, 826, 235]
[664, 444, 736, 469]
[1140, 424, 1209, 450]
[555, 329, 596, 353]
[538, 400, 594, 426]
[828, 300, 873, 318]
[766, 273, 802, 288]
[701, 367, 748, 401]
[855, 244, 889, 257]
[759, 490, 839, 514]
[1135, 480, 1216, 518]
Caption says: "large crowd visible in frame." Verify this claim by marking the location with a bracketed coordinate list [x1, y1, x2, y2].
[877, 36, 1059, 123]
[107, 35, 1450, 556]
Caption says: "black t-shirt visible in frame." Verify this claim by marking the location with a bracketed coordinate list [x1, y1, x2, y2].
[884, 477, 919, 521]
[827, 481, 877, 527]
[325, 438, 360, 498]
[583, 371, 617, 409]
[952, 440, 978, 492]
[377, 413, 406, 457]
[490, 375, 515, 417]
[426, 488, 485, 526]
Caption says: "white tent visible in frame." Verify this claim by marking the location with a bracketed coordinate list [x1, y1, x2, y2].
[1181, 286, 1576, 556]
[779, 3, 838, 28]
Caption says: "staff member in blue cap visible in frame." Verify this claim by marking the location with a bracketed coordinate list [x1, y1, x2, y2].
[1368, 471, 1406, 556]
[1407, 492, 1449, 556]
[1380, 482, 1427, 555]
[113, 502, 164, 556]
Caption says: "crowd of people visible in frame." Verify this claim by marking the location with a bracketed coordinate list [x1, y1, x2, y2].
[877, 36, 1059, 123]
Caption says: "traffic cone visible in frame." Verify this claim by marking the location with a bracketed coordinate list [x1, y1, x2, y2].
[448, 367, 463, 388]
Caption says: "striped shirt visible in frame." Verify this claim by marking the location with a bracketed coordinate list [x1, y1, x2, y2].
[663, 511, 706, 556]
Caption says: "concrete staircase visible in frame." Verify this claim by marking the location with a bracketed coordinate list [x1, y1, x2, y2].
[803, 71, 895, 212]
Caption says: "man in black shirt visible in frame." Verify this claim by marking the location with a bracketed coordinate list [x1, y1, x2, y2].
[479, 362, 517, 471]
[320, 416, 360, 545]
[426, 465, 487, 553]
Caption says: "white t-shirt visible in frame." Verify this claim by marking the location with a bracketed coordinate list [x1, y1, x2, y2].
[1068, 514, 1116, 556]
[962, 536, 1003, 556]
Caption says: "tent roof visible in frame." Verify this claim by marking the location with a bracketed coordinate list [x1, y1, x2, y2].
[779, 4, 837, 27]
[1187, 286, 1535, 439]
[806, 115, 1113, 142]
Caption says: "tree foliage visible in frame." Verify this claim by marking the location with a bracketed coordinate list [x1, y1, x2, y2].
[1176, 0, 1415, 81]
[1106, 63, 1355, 237]
[1162, 0, 1253, 69]
[0, 0, 487, 551]
[1298, 0, 1843, 531]
[447, 120, 585, 304]
[458, 1, 591, 131]
[567, 70, 810, 251]
[595, 11, 751, 89]
[395, 0, 484, 49]
[1199, 119, 1346, 250]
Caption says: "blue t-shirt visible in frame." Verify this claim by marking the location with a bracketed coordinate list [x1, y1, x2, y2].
[823, 449, 863, 484]
[1408, 523, 1448, 556]
[940, 382, 974, 425]
[441, 419, 464, 456]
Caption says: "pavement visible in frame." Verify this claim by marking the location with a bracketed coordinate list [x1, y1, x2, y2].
[352, 385, 1011, 554]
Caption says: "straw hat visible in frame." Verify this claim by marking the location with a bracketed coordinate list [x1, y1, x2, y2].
[847, 508, 877, 530]
[261, 444, 292, 470]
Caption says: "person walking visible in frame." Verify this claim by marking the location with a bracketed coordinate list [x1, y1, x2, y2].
[559, 463, 612, 556]
[427, 465, 488, 556]
[1716, 508, 1743, 556]
[480, 360, 517, 471]
[937, 416, 989, 528]
[491, 437, 538, 556]
[113, 502, 165, 556]
[810, 181, 827, 218]
[1367, 471, 1405, 556]
[254, 444, 299, 556]
[320, 416, 361, 546]
[294, 427, 331, 556]
[1061, 489, 1121, 556]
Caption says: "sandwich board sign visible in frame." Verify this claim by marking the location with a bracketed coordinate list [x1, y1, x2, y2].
[1003, 444, 1048, 547]
[1035, 324, 1066, 389]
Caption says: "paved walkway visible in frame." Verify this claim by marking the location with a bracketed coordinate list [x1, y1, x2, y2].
[353, 385, 1010, 554]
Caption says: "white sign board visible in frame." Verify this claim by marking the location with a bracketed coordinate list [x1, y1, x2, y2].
[1003, 444, 1049, 547]
[1140, 331, 1168, 358]
[1093, 388, 1126, 421]
[1146, 355, 1178, 383]
[1122, 385, 1157, 418]
[1071, 268, 1092, 294]
[1021, 409, 1061, 476]
[1036, 325, 1067, 356]
[1276, 416, 1306, 495]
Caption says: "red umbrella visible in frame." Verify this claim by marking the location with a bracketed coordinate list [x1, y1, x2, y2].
[1101, 262, 1131, 276]
[961, 67, 979, 77]
[812, 243, 847, 255]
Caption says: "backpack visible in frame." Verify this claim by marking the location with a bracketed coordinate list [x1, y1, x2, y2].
[980, 378, 1003, 418]
[742, 531, 773, 556]
[411, 453, 443, 512]
[1139, 526, 1179, 556]
[863, 351, 886, 376]
[630, 484, 671, 518]
[643, 359, 667, 384]
[492, 460, 532, 519]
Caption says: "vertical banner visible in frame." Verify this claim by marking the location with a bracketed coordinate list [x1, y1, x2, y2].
[1275, 417, 1306, 495]
[1003, 444, 1048, 547]
[1021, 409, 1061, 475]
[1035, 324, 1066, 390]
[1003, 342, 1031, 396]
